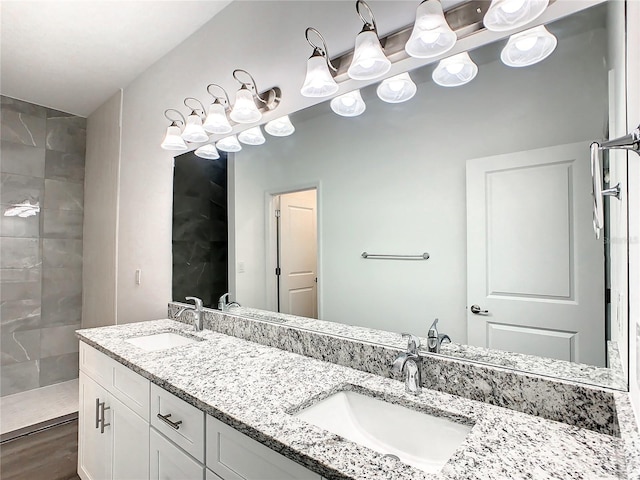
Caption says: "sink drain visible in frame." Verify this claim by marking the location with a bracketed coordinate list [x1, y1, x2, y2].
[382, 454, 401, 461]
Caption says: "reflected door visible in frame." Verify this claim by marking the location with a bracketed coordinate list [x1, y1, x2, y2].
[466, 142, 605, 366]
[277, 189, 318, 318]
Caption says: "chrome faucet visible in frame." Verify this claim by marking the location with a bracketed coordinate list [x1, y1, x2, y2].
[427, 318, 451, 353]
[176, 296, 204, 331]
[392, 333, 422, 395]
[217, 292, 240, 312]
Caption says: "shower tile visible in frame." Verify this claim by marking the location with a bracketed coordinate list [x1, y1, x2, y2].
[0, 267, 41, 301]
[0, 300, 41, 333]
[0, 360, 40, 396]
[0, 238, 41, 269]
[43, 239, 83, 269]
[0, 110, 46, 147]
[0, 141, 45, 177]
[0, 205, 40, 238]
[45, 116, 86, 154]
[1, 96, 47, 118]
[44, 150, 85, 183]
[39, 352, 78, 387]
[41, 267, 82, 327]
[40, 324, 80, 358]
[41, 209, 83, 239]
[1, 329, 40, 366]
[43, 179, 84, 211]
[46, 107, 78, 119]
[0, 173, 44, 206]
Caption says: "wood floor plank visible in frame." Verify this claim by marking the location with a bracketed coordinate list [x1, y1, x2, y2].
[0, 420, 80, 480]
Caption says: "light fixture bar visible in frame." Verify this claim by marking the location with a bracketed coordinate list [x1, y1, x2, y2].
[330, 0, 556, 81]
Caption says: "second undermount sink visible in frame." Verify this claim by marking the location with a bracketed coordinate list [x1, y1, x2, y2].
[294, 390, 473, 474]
[125, 331, 200, 352]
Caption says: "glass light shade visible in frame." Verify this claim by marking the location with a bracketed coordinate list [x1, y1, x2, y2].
[216, 135, 242, 153]
[203, 102, 232, 134]
[330, 90, 366, 117]
[300, 55, 339, 98]
[347, 30, 391, 81]
[376, 72, 417, 103]
[194, 144, 220, 160]
[230, 87, 262, 124]
[432, 52, 478, 87]
[181, 113, 209, 143]
[161, 124, 188, 150]
[483, 0, 549, 32]
[265, 115, 295, 137]
[405, 0, 457, 59]
[500, 25, 557, 67]
[238, 126, 266, 146]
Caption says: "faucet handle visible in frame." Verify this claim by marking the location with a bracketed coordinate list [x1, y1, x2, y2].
[401, 333, 421, 354]
[428, 318, 439, 337]
[185, 296, 203, 311]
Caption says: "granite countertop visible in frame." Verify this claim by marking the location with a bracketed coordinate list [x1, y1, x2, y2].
[76, 319, 628, 480]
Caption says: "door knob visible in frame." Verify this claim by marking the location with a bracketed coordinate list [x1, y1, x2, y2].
[470, 304, 489, 315]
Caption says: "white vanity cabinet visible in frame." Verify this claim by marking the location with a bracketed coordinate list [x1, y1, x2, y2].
[78, 343, 150, 480]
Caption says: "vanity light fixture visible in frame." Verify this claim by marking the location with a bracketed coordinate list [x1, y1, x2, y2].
[181, 98, 209, 143]
[347, 0, 391, 81]
[203, 84, 233, 134]
[238, 126, 266, 146]
[483, 0, 549, 32]
[216, 135, 242, 153]
[161, 109, 188, 151]
[330, 89, 366, 117]
[376, 72, 417, 103]
[405, 0, 457, 59]
[301, 28, 339, 98]
[432, 51, 478, 87]
[500, 25, 557, 67]
[265, 115, 296, 137]
[194, 144, 221, 160]
[229, 69, 281, 124]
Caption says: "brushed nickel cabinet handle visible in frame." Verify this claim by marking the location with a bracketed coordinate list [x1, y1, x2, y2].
[98, 400, 110, 434]
[95, 398, 100, 429]
[157, 413, 182, 430]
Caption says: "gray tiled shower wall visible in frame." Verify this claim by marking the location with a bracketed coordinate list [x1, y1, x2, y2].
[0, 96, 85, 396]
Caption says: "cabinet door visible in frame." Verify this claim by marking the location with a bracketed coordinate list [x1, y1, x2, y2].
[150, 428, 204, 480]
[111, 395, 149, 480]
[78, 372, 113, 480]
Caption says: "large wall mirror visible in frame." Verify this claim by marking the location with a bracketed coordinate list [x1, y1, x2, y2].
[173, 1, 630, 390]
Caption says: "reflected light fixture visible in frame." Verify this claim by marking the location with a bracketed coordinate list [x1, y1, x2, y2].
[483, 0, 549, 32]
[194, 144, 220, 160]
[181, 98, 209, 143]
[203, 84, 232, 134]
[161, 109, 188, 150]
[347, 0, 391, 81]
[500, 25, 557, 67]
[432, 51, 478, 87]
[330, 90, 366, 117]
[405, 0, 457, 59]
[301, 27, 339, 98]
[216, 135, 242, 153]
[265, 115, 296, 137]
[238, 126, 266, 146]
[4, 201, 40, 218]
[229, 69, 281, 124]
[376, 72, 417, 103]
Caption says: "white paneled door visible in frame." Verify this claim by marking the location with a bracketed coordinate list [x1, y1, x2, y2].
[466, 142, 605, 366]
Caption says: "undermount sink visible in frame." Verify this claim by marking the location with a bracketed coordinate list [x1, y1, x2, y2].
[125, 331, 200, 352]
[294, 390, 472, 474]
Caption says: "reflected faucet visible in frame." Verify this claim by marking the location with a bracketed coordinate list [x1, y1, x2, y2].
[392, 333, 422, 395]
[427, 318, 451, 353]
[218, 292, 240, 312]
[176, 296, 204, 331]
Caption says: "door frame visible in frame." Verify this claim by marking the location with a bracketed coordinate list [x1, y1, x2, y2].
[264, 182, 322, 317]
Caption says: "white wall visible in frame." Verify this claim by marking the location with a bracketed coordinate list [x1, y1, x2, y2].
[233, 26, 608, 343]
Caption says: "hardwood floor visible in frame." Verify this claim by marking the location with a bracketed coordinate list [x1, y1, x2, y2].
[0, 419, 80, 480]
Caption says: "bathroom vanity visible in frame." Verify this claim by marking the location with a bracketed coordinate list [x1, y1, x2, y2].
[76, 312, 640, 480]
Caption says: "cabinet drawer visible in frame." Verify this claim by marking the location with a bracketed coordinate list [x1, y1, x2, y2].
[111, 361, 149, 420]
[151, 383, 205, 462]
[150, 428, 204, 480]
[206, 415, 322, 480]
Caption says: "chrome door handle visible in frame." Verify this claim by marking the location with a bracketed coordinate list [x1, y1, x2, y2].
[157, 413, 182, 430]
[470, 304, 489, 315]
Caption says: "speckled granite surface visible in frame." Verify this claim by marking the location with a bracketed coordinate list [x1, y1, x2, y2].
[77, 319, 632, 480]
[169, 303, 620, 436]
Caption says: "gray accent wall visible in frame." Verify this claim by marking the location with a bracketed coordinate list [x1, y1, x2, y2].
[0, 95, 86, 396]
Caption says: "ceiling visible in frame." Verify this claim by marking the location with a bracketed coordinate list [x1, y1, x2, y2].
[0, 1, 233, 117]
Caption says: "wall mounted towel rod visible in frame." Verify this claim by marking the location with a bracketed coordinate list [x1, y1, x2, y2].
[361, 252, 430, 260]
[597, 124, 640, 153]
